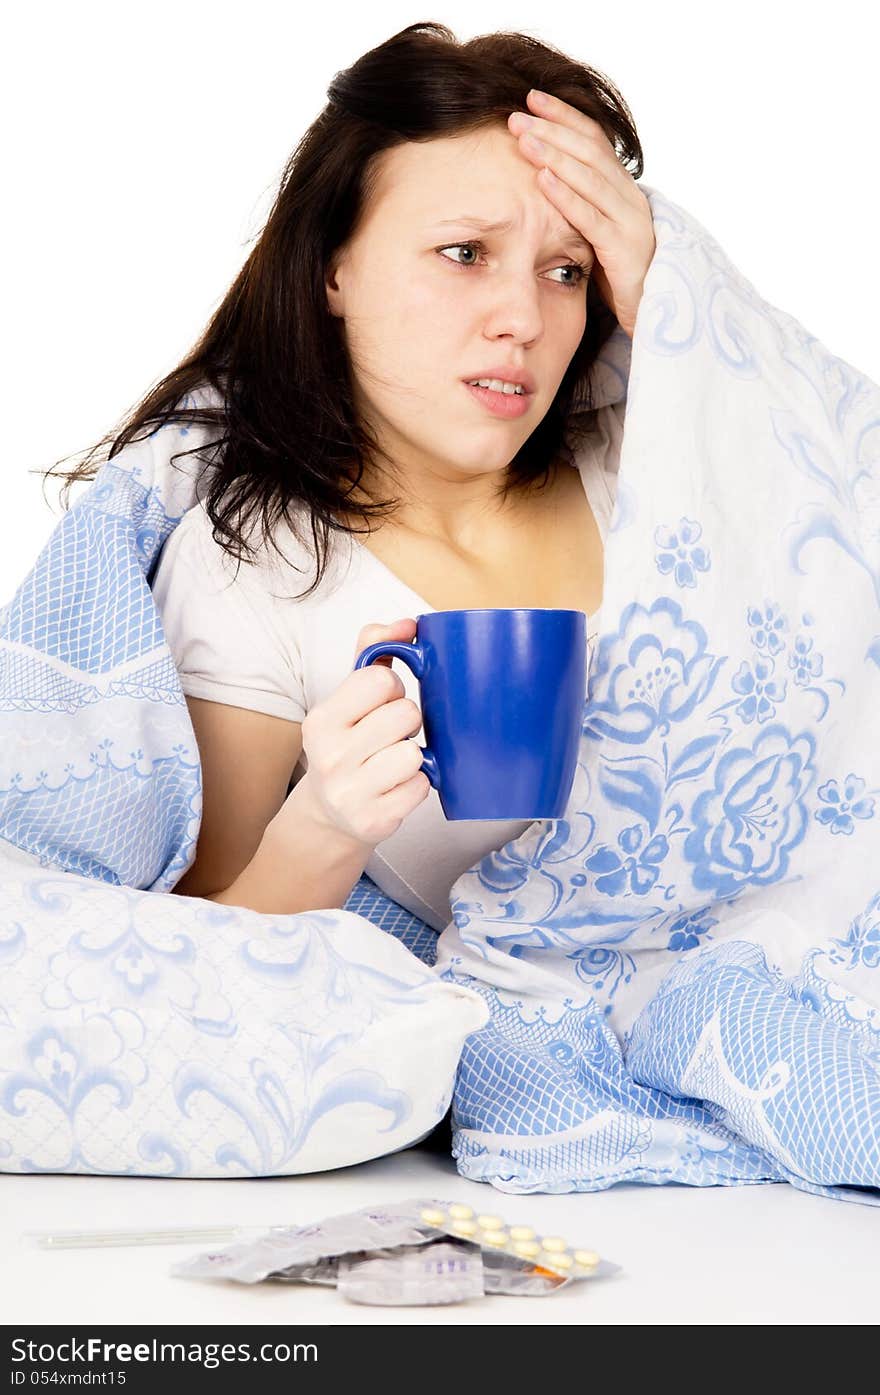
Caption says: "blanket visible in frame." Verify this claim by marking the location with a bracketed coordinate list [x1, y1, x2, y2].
[1, 183, 879, 1201]
[435, 186, 880, 1205]
[0, 393, 489, 1176]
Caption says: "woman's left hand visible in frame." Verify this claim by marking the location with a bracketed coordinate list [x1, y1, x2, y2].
[508, 89, 656, 339]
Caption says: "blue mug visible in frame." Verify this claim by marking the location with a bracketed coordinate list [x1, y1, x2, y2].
[353, 608, 587, 820]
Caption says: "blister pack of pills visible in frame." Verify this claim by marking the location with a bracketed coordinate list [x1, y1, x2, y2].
[171, 1197, 621, 1304]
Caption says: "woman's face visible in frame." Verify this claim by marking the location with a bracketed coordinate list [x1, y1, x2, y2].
[325, 122, 594, 503]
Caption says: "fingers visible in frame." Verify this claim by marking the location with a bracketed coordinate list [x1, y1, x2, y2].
[349, 694, 423, 769]
[525, 88, 618, 161]
[538, 161, 615, 240]
[353, 617, 417, 669]
[513, 128, 630, 225]
[508, 95, 637, 209]
[307, 618, 416, 732]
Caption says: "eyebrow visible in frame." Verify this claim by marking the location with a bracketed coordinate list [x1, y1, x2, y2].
[430, 215, 593, 257]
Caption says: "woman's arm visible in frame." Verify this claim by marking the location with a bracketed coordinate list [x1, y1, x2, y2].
[172, 695, 305, 899]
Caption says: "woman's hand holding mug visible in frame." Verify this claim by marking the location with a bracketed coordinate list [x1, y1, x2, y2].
[295, 618, 431, 849]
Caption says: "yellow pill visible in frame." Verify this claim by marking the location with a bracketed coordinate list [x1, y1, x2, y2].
[449, 1219, 477, 1236]
[448, 1203, 474, 1220]
[574, 1249, 600, 1268]
[541, 1251, 573, 1270]
[482, 1231, 508, 1247]
[539, 1236, 568, 1252]
[509, 1225, 535, 1241]
[513, 1239, 541, 1258]
[419, 1208, 447, 1226]
[477, 1214, 504, 1229]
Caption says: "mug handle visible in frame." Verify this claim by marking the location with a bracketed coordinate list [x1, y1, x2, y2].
[353, 641, 441, 791]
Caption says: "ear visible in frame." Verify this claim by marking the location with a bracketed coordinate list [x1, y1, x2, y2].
[324, 253, 346, 319]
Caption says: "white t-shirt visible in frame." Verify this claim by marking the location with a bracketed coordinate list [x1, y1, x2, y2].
[151, 401, 623, 931]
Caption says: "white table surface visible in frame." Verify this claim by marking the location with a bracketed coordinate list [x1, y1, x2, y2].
[3, 1141, 879, 1326]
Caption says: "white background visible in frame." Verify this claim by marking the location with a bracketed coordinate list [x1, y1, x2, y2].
[3, 0, 877, 600]
[3, 4, 880, 1326]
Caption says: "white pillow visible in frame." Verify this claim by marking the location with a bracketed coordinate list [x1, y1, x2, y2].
[0, 846, 489, 1177]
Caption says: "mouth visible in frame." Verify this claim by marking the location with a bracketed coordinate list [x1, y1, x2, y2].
[462, 378, 534, 419]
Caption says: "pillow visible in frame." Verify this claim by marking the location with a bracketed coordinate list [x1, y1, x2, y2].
[0, 850, 489, 1177]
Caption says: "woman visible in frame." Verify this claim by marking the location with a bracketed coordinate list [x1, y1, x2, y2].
[43, 21, 655, 931]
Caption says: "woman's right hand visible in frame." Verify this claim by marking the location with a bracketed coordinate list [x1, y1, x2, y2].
[295, 618, 432, 849]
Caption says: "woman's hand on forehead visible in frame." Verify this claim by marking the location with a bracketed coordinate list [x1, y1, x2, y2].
[507, 88, 656, 339]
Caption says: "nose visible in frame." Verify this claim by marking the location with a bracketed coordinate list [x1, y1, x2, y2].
[481, 267, 550, 346]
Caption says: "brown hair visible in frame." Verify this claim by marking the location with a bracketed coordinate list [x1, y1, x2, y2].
[38, 21, 643, 600]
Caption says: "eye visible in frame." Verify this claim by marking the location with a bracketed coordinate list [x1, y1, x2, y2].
[437, 240, 590, 289]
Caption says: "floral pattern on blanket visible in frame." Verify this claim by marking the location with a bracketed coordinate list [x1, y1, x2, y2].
[434, 187, 880, 1203]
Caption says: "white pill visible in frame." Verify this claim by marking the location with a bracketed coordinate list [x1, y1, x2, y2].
[541, 1251, 573, 1270]
[509, 1225, 535, 1241]
[513, 1239, 541, 1258]
[448, 1203, 474, 1220]
[540, 1236, 568, 1252]
[449, 1218, 477, 1236]
[477, 1214, 503, 1229]
[574, 1249, 600, 1268]
[482, 1231, 508, 1247]
[419, 1208, 447, 1226]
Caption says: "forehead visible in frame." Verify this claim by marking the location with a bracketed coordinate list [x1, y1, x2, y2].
[367, 128, 593, 253]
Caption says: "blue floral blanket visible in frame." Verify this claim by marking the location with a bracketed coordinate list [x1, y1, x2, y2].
[1, 183, 878, 1201]
[433, 186, 880, 1205]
